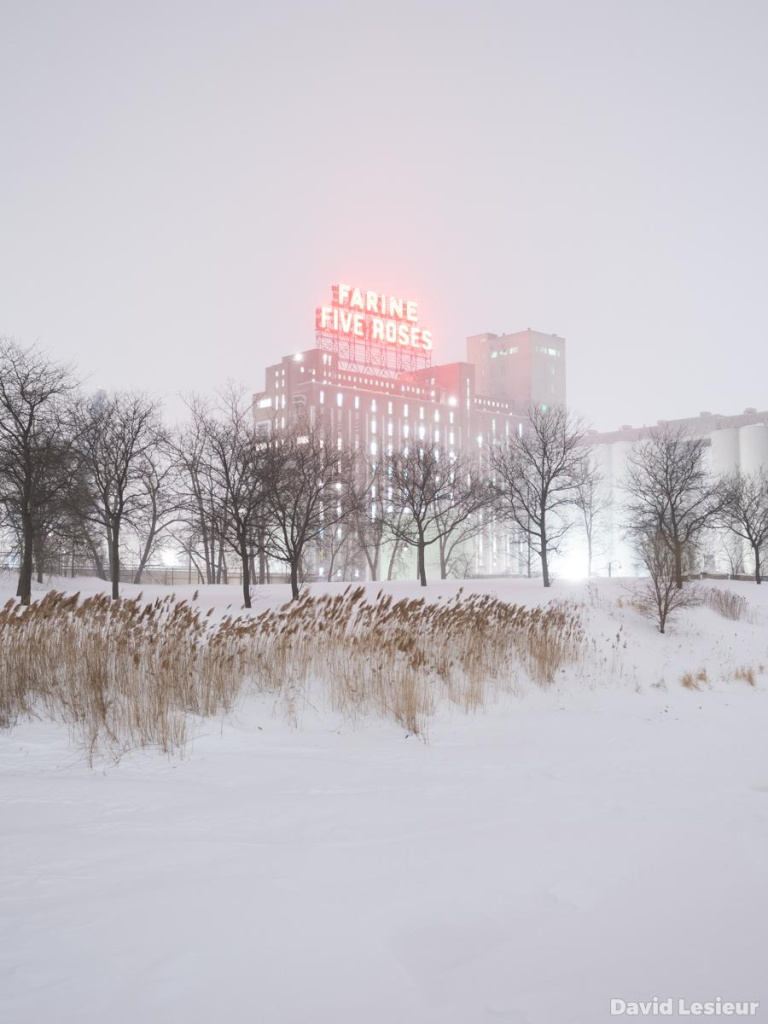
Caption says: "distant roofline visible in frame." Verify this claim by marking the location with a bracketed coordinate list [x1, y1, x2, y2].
[588, 408, 768, 444]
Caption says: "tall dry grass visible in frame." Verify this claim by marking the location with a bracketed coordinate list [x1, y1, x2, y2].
[698, 586, 749, 622]
[0, 587, 586, 759]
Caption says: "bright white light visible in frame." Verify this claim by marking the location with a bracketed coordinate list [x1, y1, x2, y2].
[557, 549, 588, 580]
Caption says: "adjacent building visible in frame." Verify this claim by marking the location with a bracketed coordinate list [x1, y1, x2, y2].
[587, 409, 768, 576]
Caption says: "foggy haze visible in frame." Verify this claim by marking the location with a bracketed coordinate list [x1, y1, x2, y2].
[2, 0, 767, 430]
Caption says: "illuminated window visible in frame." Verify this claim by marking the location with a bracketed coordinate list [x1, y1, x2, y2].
[319, 391, 325, 404]
[354, 395, 360, 409]
[449, 411, 454, 424]
[403, 424, 410, 438]
[449, 431, 455, 445]
[404, 404, 409, 417]
[434, 410, 440, 423]
[387, 401, 393, 415]
[371, 418, 377, 433]
[370, 441, 378, 456]
[419, 407, 424, 420]
[336, 393, 343, 407]
[371, 399, 377, 412]
[387, 421, 393, 437]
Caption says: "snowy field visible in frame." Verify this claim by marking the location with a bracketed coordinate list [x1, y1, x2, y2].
[2, 574, 768, 1024]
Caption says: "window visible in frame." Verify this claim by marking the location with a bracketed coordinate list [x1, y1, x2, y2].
[336, 393, 343, 407]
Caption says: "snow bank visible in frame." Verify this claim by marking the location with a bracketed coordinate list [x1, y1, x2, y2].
[2, 575, 767, 1023]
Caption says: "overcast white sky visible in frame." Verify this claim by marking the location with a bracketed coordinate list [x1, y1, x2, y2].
[2, 0, 767, 429]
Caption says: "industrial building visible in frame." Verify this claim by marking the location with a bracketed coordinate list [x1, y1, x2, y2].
[252, 282, 766, 580]
[588, 409, 768, 577]
[252, 284, 566, 577]
[253, 315, 565, 459]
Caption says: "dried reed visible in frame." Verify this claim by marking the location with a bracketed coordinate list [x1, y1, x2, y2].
[0, 587, 587, 759]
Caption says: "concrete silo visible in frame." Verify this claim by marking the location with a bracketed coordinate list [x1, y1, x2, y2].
[738, 423, 768, 474]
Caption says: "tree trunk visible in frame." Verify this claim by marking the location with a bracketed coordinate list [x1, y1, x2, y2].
[755, 546, 762, 585]
[241, 544, 252, 608]
[289, 557, 300, 600]
[438, 537, 448, 580]
[34, 530, 45, 584]
[541, 545, 550, 587]
[540, 520, 550, 587]
[417, 537, 427, 587]
[674, 542, 684, 589]
[109, 527, 120, 600]
[86, 537, 106, 580]
[387, 536, 402, 581]
[134, 526, 157, 585]
[17, 513, 34, 605]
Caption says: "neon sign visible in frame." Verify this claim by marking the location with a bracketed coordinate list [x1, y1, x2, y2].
[316, 284, 433, 351]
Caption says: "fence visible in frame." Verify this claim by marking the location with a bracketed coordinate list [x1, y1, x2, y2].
[0, 554, 296, 588]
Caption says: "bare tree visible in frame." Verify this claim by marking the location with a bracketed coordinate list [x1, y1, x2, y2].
[433, 459, 490, 579]
[490, 405, 588, 587]
[130, 442, 179, 584]
[348, 450, 389, 582]
[0, 340, 79, 604]
[76, 391, 164, 600]
[261, 425, 353, 600]
[170, 396, 230, 585]
[624, 424, 720, 589]
[572, 451, 607, 577]
[633, 529, 700, 634]
[718, 469, 768, 584]
[204, 386, 266, 608]
[387, 443, 490, 587]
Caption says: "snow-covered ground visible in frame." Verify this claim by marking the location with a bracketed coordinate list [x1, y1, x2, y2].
[2, 575, 768, 1023]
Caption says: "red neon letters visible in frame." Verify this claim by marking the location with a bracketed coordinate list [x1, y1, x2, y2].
[316, 284, 433, 351]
